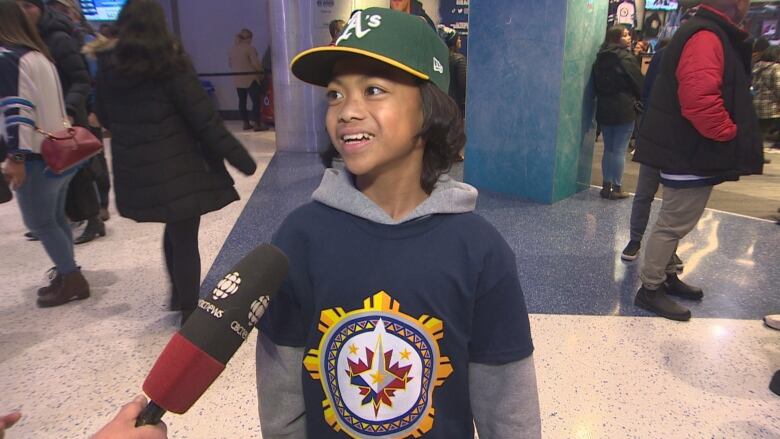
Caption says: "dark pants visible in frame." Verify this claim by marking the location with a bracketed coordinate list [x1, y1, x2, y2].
[163, 217, 201, 312]
[237, 80, 262, 124]
[88, 127, 111, 209]
[629, 164, 661, 242]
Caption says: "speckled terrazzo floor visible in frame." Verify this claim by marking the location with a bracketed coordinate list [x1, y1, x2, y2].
[1, 129, 779, 438]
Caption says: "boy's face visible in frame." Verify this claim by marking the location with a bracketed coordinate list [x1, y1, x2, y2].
[326, 57, 424, 180]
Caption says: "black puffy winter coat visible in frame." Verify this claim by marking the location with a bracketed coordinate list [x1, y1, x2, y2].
[95, 48, 256, 223]
[593, 44, 644, 126]
[37, 10, 90, 127]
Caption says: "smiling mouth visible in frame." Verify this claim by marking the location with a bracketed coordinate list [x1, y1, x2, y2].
[341, 133, 375, 144]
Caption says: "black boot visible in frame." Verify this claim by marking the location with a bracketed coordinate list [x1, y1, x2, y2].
[600, 182, 612, 199]
[609, 185, 630, 199]
[634, 285, 691, 321]
[253, 121, 269, 132]
[663, 273, 703, 300]
[74, 216, 106, 245]
[771, 370, 780, 397]
[242, 121, 252, 130]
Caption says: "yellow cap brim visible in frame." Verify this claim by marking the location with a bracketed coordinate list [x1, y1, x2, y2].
[290, 46, 430, 88]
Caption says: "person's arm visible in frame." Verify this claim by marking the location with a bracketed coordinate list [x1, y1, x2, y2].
[621, 51, 644, 100]
[167, 63, 256, 175]
[248, 46, 264, 76]
[256, 333, 307, 439]
[50, 32, 91, 123]
[676, 30, 736, 142]
[470, 356, 542, 439]
[0, 53, 48, 188]
[469, 234, 539, 438]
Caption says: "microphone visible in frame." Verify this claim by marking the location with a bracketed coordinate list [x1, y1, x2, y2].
[135, 244, 289, 427]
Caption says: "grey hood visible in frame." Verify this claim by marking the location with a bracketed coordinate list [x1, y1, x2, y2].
[312, 168, 478, 225]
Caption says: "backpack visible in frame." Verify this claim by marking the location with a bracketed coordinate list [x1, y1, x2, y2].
[594, 50, 625, 96]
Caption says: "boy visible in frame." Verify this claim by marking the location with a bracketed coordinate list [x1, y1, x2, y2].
[257, 8, 541, 438]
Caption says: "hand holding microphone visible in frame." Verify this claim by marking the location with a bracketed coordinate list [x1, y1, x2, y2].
[135, 244, 289, 427]
[93, 396, 167, 439]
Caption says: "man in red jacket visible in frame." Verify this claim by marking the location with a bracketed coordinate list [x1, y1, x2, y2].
[632, 0, 763, 321]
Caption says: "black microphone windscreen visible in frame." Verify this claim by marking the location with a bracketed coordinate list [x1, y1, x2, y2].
[179, 244, 288, 364]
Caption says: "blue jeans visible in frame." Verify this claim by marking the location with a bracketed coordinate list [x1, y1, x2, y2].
[15, 160, 78, 274]
[601, 122, 634, 187]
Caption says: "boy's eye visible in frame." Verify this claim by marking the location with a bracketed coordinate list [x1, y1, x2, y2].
[326, 90, 343, 101]
[366, 86, 385, 96]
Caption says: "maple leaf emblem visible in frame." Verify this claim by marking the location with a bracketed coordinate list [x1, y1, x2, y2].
[346, 321, 414, 416]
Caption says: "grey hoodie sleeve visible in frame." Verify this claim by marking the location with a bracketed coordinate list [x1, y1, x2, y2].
[256, 332, 307, 439]
[470, 355, 542, 439]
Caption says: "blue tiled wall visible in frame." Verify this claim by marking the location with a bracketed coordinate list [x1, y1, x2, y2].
[465, 0, 606, 204]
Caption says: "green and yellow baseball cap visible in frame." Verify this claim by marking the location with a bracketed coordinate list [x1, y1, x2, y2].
[291, 7, 450, 93]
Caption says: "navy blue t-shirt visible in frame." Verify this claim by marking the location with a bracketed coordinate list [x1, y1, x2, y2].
[259, 202, 534, 438]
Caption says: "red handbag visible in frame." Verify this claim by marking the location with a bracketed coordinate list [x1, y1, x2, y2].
[38, 125, 103, 174]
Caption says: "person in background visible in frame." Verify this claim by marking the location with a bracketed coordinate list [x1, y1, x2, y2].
[752, 36, 770, 65]
[390, 0, 435, 28]
[16, 0, 107, 244]
[328, 19, 345, 45]
[753, 45, 780, 149]
[1, 0, 90, 307]
[593, 25, 644, 200]
[229, 28, 267, 132]
[94, 0, 256, 326]
[632, 0, 763, 321]
[48, 0, 113, 222]
[438, 24, 467, 117]
[620, 8, 698, 263]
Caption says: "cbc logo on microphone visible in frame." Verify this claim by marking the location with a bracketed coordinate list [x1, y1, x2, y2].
[248, 296, 270, 326]
[212, 272, 241, 300]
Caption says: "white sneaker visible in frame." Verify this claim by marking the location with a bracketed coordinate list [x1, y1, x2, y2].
[764, 314, 780, 330]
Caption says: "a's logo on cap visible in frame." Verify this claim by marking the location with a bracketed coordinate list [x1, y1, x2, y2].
[433, 57, 443, 74]
[248, 296, 270, 326]
[335, 10, 383, 46]
[212, 272, 241, 300]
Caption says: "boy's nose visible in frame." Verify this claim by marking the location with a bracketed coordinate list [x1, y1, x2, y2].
[338, 96, 367, 122]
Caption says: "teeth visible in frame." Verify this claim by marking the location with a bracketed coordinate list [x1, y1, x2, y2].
[342, 133, 373, 142]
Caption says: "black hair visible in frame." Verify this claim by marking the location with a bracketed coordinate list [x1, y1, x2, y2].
[418, 81, 465, 194]
[755, 37, 771, 54]
[602, 25, 627, 49]
[114, 0, 189, 78]
[0, 0, 52, 60]
[760, 45, 780, 63]
[329, 19, 345, 40]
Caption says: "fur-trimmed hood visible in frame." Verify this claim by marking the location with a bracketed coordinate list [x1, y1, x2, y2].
[81, 35, 116, 59]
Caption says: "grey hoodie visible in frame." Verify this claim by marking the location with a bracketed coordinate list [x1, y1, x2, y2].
[311, 168, 478, 224]
[256, 170, 542, 439]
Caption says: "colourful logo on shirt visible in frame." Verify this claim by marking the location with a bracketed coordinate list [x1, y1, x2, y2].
[304, 291, 452, 438]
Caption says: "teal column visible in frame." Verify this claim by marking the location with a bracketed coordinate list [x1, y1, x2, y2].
[464, 0, 608, 204]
